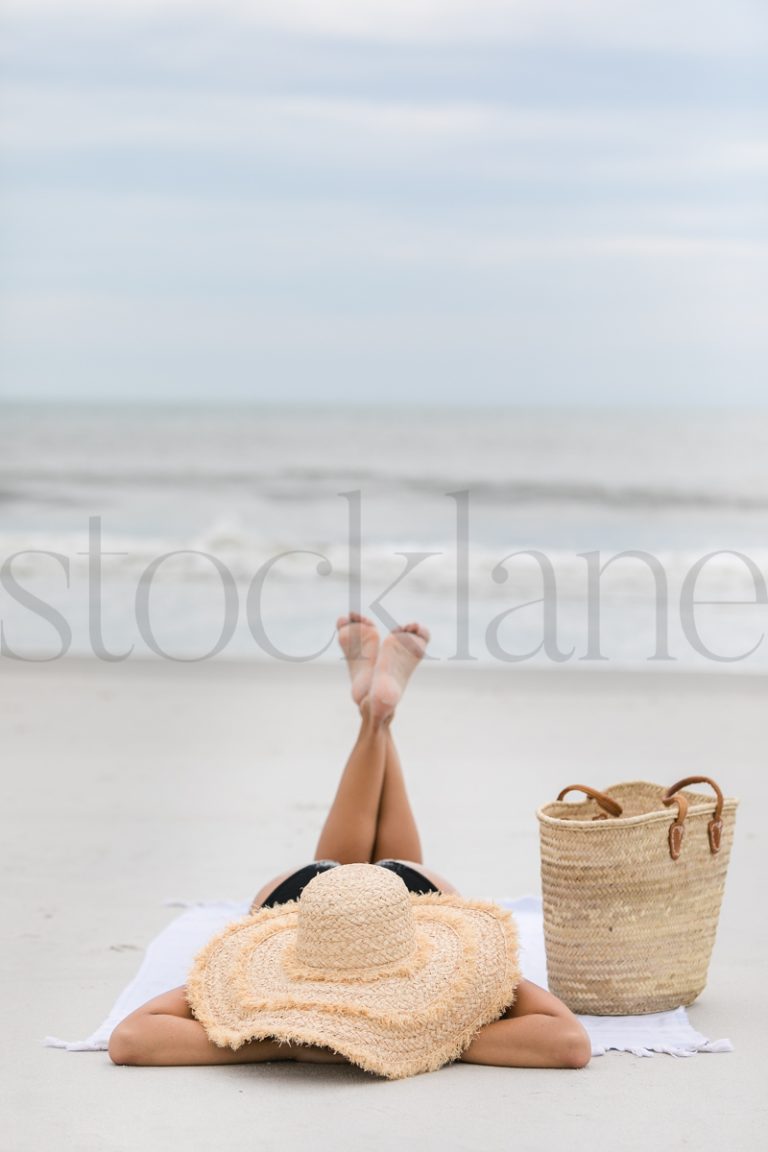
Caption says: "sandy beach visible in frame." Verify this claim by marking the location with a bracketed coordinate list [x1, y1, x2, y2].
[3, 656, 765, 1151]
[4, 0, 767, 1141]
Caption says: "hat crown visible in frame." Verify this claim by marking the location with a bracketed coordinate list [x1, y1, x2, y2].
[296, 863, 416, 971]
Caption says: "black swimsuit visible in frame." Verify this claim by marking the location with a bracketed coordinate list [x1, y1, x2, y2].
[260, 859, 440, 908]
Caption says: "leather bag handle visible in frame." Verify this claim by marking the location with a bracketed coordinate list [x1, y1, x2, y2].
[662, 776, 724, 855]
[556, 785, 623, 820]
[662, 793, 689, 860]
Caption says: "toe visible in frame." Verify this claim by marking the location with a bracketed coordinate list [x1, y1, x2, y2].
[401, 622, 430, 643]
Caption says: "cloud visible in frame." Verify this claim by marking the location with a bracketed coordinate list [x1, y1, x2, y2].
[3, 81, 766, 198]
[3, 0, 767, 55]
[1, 0, 765, 404]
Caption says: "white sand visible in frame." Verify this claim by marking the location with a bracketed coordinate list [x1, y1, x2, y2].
[4, 657, 766, 1151]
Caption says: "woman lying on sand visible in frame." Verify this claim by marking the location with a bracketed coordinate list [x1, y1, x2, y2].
[109, 616, 591, 1079]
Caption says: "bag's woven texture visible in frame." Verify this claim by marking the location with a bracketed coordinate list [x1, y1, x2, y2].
[537, 779, 738, 1015]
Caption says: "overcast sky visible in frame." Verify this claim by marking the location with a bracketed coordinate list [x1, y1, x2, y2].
[0, 0, 766, 405]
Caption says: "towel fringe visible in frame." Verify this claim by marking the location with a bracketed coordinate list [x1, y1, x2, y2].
[44, 1036, 107, 1052]
[597, 1039, 733, 1058]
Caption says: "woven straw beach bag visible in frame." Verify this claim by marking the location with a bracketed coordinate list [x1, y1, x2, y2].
[537, 776, 738, 1015]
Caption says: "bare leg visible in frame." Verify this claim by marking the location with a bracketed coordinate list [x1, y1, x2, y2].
[258, 618, 433, 890]
[367, 622, 431, 861]
[371, 727, 422, 863]
[315, 619, 430, 865]
[313, 701, 389, 864]
[254, 618, 387, 900]
[371, 731, 458, 889]
[253, 721, 391, 905]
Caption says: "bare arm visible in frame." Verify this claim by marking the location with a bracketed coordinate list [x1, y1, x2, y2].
[107, 987, 346, 1067]
[459, 979, 591, 1069]
[109, 980, 589, 1070]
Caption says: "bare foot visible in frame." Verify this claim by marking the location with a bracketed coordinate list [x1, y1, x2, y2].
[368, 622, 430, 722]
[337, 613, 380, 707]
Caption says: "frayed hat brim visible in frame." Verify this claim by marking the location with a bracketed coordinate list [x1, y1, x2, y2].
[186, 892, 521, 1080]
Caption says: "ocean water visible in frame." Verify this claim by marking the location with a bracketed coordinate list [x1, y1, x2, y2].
[1, 403, 768, 669]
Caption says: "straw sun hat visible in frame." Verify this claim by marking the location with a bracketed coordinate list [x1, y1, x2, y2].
[186, 863, 521, 1080]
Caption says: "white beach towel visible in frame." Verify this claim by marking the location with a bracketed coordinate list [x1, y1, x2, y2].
[45, 896, 733, 1058]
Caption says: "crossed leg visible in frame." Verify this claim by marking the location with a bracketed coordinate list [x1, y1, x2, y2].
[251, 615, 454, 909]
